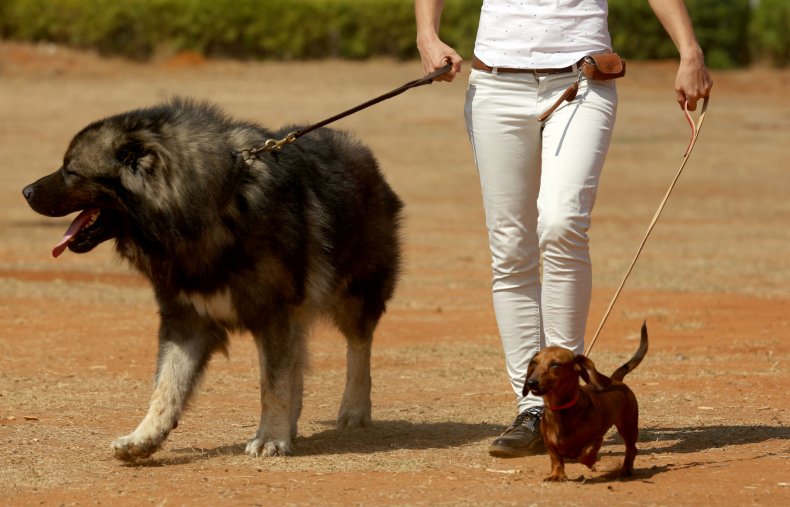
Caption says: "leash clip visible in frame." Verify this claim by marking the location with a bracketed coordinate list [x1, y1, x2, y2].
[243, 131, 299, 162]
[264, 131, 298, 152]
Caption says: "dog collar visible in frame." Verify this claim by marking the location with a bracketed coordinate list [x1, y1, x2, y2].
[549, 390, 580, 411]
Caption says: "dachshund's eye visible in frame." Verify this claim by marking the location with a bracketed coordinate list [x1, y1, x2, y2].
[550, 362, 560, 369]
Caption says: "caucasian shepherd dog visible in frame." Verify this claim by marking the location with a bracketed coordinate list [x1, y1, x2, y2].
[22, 99, 403, 461]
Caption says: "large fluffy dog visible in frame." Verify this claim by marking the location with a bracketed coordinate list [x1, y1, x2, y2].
[22, 99, 403, 460]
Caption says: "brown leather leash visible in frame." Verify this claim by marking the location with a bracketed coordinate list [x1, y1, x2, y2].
[585, 97, 709, 356]
[241, 63, 452, 161]
[538, 54, 627, 122]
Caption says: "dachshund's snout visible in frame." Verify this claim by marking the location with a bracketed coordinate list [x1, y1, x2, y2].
[523, 377, 540, 396]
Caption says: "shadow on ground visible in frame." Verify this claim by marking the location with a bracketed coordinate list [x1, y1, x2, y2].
[131, 419, 503, 466]
[638, 425, 790, 454]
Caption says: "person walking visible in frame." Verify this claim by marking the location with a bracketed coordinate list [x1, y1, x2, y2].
[415, 0, 712, 457]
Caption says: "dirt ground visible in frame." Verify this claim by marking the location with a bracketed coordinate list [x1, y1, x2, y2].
[1, 42, 789, 506]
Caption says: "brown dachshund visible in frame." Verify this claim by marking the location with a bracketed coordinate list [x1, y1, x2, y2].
[524, 323, 648, 481]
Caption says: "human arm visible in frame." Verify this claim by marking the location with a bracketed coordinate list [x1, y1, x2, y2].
[415, 0, 463, 82]
[647, 0, 713, 110]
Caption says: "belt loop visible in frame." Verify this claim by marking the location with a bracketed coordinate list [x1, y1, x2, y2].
[492, 66, 499, 76]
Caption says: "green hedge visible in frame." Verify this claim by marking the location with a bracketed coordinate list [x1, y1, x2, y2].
[609, 0, 751, 68]
[750, 0, 790, 66]
[0, 0, 785, 67]
[0, 0, 479, 60]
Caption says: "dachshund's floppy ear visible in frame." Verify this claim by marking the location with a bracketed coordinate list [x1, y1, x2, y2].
[523, 359, 537, 397]
[573, 355, 611, 391]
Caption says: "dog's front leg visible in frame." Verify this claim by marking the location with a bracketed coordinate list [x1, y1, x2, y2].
[112, 313, 226, 461]
[246, 316, 305, 457]
[578, 438, 603, 470]
[544, 446, 568, 482]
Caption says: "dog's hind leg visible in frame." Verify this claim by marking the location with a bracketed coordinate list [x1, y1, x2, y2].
[332, 293, 384, 429]
[338, 334, 373, 428]
[614, 408, 639, 478]
[112, 313, 227, 461]
[246, 313, 306, 457]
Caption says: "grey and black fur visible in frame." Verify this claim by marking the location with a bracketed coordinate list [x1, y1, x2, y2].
[22, 98, 403, 460]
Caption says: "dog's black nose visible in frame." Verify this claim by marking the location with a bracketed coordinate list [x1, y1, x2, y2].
[522, 377, 539, 396]
[22, 184, 34, 201]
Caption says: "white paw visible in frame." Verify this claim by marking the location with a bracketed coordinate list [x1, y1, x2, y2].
[245, 437, 293, 457]
[111, 434, 161, 461]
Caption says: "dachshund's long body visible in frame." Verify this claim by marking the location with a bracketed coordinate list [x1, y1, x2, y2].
[525, 323, 648, 481]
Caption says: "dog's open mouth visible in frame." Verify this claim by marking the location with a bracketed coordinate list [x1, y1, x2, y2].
[52, 208, 107, 258]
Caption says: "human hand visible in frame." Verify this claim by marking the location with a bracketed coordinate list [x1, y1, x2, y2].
[675, 52, 713, 111]
[417, 37, 463, 82]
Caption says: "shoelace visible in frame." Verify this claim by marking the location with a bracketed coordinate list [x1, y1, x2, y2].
[513, 408, 543, 430]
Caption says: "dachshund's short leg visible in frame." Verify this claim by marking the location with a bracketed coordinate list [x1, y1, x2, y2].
[543, 448, 568, 482]
[615, 409, 639, 477]
[578, 438, 603, 470]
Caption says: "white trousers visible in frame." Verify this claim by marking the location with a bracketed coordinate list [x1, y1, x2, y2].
[464, 68, 617, 412]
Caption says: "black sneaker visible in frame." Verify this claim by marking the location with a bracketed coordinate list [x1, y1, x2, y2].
[488, 408, 544, 458]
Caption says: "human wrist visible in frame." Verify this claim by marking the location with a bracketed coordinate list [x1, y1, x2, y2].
[417, 36, 444, 57]
[678, 44, 704, 64]
[416, 30, 440, 49]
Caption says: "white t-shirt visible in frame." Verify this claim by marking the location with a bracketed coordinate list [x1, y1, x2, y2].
[473, 0, 613, 69]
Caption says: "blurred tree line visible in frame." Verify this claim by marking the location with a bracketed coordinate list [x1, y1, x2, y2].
[0, 0, 786, 67]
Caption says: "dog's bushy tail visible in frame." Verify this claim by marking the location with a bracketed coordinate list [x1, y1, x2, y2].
[610, 321, 649, 382]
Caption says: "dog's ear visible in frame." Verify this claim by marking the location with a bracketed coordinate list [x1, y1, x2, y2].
[523, 359, 537, 396]
[526, 357, 536, 380]
[117, 138, 146, 166]
[116, 136, 159, 175]
[574, 355, 611, 391]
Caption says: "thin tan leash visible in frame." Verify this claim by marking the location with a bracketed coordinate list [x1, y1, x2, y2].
[585, 97, 709, 356]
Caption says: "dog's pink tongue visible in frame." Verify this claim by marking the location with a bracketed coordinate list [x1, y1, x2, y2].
[52, 209, 100, 258]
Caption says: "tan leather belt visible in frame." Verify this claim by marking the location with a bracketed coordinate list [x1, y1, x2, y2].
[471, 56, 583, 75]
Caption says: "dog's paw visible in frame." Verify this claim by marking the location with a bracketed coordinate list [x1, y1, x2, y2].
[615, 466, 634, 479]
[245, 437, 293, 457]
[542, 473, 568, 482]
[111, 434, 160, 461]
[337, 405, 371, 429]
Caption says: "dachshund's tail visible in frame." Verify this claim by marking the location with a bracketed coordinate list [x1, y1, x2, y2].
[610, 321, 649, 382]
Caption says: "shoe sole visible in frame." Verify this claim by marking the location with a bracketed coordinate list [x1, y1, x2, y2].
[488, 440, 545, 458]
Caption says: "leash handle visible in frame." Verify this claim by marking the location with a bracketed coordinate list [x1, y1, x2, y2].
[405, 62, 455, 88]
[585, 96, 709, 356]
[245, 64, 453, 158]
[683, 97, 708, 157]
